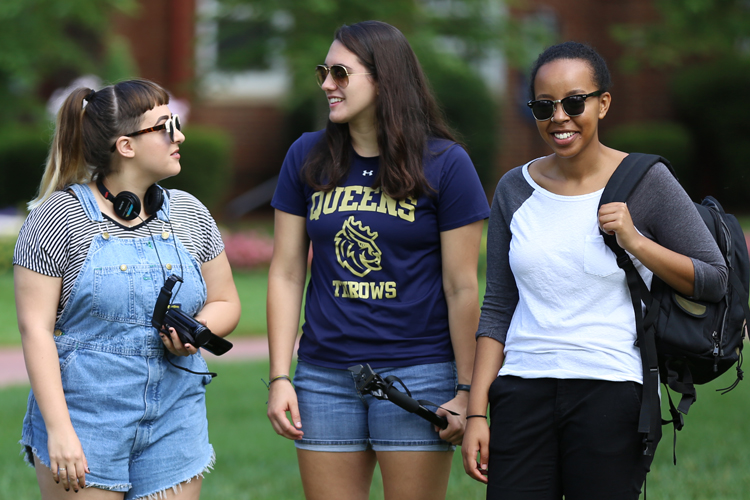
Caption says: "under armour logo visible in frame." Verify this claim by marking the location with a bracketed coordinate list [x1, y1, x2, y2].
[363, 170, 373, 176]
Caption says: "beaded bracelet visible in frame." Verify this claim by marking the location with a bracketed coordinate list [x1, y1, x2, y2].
[466, 414, 488, 419]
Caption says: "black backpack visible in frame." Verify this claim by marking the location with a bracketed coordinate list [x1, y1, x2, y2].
[599, 153, 750, 460]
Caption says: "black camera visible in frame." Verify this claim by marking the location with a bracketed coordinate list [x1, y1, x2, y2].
[152, 275, 233, 356]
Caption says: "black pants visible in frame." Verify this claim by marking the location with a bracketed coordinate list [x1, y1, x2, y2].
[487, 376, 660, 500]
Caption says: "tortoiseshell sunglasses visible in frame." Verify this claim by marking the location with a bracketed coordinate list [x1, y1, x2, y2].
[110, 115, 181, 152]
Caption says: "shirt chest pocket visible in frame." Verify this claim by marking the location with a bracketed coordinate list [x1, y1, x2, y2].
[583, 235, 621, 277]
[91, 264, 163, 325]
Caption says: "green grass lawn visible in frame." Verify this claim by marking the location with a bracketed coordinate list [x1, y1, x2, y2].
[0, 273, 16, 346]
[0, 270, 273, 347]
[233, 270, 271, 336]
[1, 359, 748, 499]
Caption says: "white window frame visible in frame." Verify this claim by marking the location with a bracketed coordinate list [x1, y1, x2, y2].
[195, 0, 290, 102]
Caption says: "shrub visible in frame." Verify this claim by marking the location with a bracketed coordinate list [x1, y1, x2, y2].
[0, 124, 234, 213]
[419, 55, 499, 187]
[670, 58, 750, 210]
[159, 125, 233, 212]
[0, 236, 16, 274]
[603, 121, 695, 194]
[0, 126, 50, 208]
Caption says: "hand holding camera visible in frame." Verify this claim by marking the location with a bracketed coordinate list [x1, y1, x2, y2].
[152, 275, 233, 356]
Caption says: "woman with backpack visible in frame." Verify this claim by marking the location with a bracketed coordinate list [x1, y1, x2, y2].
[266, 20, 489, 500]
[14, 79, 240, 499]
[461, 42, 727, 499]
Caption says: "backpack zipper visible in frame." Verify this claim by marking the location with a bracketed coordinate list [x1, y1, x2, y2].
[712, 330, 720, 372]
[710, 207, 732, 374]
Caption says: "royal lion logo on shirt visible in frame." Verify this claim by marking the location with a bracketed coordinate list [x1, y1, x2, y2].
[334, 216, 382, 277]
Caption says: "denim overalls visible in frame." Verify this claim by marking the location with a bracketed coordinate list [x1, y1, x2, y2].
[22, 184, 215, 499]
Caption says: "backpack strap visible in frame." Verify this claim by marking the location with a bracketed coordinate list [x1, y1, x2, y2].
[599, 154, 671, 204]
[599, 153, 673, 457]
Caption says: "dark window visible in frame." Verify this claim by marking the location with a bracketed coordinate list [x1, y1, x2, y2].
[216, 17, 272, 72]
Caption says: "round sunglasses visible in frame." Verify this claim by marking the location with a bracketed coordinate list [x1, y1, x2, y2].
[527, 91, 603, 121]
[110, 115, 181, 153]
[315, 64, 371, 88]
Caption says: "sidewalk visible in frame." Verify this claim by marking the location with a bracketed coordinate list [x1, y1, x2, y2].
[0, 336, 279, 389]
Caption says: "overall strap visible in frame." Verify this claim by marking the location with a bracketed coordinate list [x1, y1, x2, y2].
[68, 184, 104, 222]
[598, 153, 673, 456]
[155, 185, 171, 222]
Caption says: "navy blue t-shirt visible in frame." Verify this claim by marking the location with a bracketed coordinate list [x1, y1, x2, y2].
[272, 130, 490, 369]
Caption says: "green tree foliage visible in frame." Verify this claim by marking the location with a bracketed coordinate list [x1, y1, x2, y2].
[610, 0, 750, 209]
[670, 59, 750, 209]
[220, 0, 548, 103]
[603, 121, 696, 194]
[0, 126, 49, 208]
[0, 0, 137, 126]
[213, 0, 551, 184]
[611, 0, 750, 70]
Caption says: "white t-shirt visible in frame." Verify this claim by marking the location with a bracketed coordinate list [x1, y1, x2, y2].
[478, 158, 727, 383]
[500, 163, 651, 382]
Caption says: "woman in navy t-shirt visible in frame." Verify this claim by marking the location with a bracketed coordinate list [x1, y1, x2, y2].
[267, 20, 489, 500]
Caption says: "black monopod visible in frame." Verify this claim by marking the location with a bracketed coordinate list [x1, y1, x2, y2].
[348, 363, 457, 429]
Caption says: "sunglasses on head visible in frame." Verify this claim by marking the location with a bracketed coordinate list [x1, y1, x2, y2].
[527, 91, 603, 121]
[315, 64, 371, 88]
[110, 115, 181, 152]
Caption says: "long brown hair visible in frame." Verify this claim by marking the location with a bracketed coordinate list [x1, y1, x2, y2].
[30, 79, 169, 209]
[302, 21, 457, 200]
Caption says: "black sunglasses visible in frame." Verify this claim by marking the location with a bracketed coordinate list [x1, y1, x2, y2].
[110, 115, 181, 153]
[315, 64, 371, 88]
[527, 91, 603, 121]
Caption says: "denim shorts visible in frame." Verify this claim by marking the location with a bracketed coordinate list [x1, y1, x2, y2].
[293, 360, 457, 452]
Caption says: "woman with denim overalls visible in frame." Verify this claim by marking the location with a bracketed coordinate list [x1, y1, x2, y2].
[13, 79, 241, 499]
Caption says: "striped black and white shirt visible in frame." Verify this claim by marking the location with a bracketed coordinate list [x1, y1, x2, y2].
[14, 188, 224, 318]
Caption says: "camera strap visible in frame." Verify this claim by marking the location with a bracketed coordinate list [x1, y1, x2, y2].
[164, 353, 218, 378]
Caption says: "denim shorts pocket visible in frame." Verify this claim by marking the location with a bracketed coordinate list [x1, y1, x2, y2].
[583, 235, 620, 277]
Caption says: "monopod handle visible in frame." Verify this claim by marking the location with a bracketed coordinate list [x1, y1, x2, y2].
[385, 385, 449, 429]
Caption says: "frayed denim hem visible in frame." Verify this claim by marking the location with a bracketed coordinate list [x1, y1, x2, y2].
[19, 441, 36, 468]
[21, 442, 133, 493]
[133, 446, 216, 500]
[84, 481, 132, 493]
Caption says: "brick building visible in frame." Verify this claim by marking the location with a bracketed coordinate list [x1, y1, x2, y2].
[113, 0, 671, 202]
